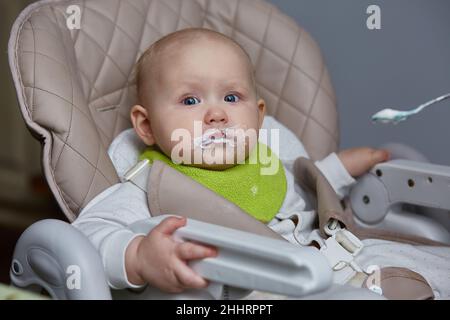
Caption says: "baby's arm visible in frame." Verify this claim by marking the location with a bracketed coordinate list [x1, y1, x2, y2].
[337, 147, 389, 178]
[314, 152, 356, 199]
[315, 148, 389, 199]
[73, 182, 216, 292]
[72, 183, 147, 290]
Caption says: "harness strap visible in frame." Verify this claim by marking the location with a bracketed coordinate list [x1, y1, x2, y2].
[293, 157, 449, 247]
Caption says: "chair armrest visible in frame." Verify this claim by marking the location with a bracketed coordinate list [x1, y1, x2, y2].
[129, 215, 333, 298]
[349, 159, 450, 244]
[10, 219, 112, 300]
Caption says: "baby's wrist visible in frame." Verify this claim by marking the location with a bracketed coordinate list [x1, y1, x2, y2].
[125, 236, 146, 286]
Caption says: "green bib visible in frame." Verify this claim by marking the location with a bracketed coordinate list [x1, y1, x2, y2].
[139, 143, 287, 223]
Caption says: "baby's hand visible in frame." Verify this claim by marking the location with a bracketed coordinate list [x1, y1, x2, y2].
[337, 147, 390, 178]
[125, 216, 217, 293]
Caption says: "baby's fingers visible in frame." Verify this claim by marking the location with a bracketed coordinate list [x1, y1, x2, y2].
[173, 259, 209, 289]
[176, 242, 218, 261]
[154, 216, 186, 236]
[372, 149, 390, 163]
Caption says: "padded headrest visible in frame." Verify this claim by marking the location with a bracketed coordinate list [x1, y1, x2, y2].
[9, 0, 338, 220]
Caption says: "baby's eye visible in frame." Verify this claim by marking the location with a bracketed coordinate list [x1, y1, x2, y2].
[224, 94, 239, 103]
[182, 97, 200, 106]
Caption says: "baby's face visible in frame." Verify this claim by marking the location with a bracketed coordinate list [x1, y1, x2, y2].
[134, 38, 265, 169]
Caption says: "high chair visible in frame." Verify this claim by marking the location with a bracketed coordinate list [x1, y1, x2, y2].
[8, 0, 449, 299]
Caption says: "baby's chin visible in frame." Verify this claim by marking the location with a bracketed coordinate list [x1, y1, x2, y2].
[198, 145, 247, 169]
[170, 144, 249, 169]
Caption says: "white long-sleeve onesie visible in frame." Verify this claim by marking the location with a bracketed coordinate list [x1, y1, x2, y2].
[72, 121, 450, 299]
[72, 153, 351, 284]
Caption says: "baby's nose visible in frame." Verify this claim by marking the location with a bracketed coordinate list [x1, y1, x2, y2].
[204, 108, 228, 125]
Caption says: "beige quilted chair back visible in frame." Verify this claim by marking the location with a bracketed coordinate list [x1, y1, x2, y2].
[9, 0, 339, 221]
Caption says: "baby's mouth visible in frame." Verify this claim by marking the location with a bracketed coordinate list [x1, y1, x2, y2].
[193, 125, 241, 150]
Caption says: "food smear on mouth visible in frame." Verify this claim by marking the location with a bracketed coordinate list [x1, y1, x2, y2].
[193, 125, 242, 150]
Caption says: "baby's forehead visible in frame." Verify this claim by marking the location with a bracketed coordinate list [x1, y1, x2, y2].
[157, 35, 250, 66]
[137, 30, 256, 98]
[165, 46, 253, 87]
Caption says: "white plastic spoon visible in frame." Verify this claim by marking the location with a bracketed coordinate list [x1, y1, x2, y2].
[371, 93, 450, 124]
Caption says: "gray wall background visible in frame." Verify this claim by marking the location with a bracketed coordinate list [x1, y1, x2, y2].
[268, 0, 450, 165]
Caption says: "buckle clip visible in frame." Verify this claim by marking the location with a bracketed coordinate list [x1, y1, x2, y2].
[320, 221, 364, 272]
[324, 218, 342, 236]
[123, 159, 149, 182]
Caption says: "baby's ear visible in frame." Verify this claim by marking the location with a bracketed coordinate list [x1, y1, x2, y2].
[130, 105, 155, 146]
[257, 98, 266, 129]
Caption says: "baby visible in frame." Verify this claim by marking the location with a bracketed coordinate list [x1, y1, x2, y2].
[73, 28, 415, 296]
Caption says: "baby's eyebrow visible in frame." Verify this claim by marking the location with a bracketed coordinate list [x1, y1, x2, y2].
[174, 80, 250, 92]
[221, 80, 250, 91]
[171, 81, 203, 94]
